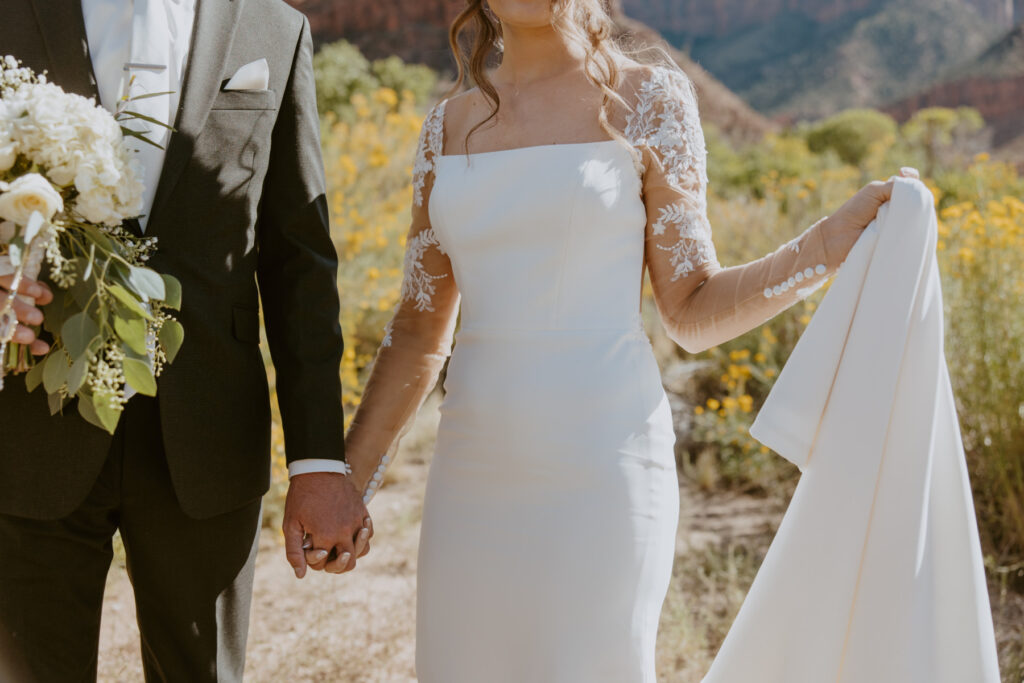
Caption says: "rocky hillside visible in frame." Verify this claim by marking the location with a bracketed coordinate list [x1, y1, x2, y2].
[631, 0, 1006, 119]
[621, 0, 1020, 38]
[284, 0, 773, 143]
[884, 23, 1024, 147]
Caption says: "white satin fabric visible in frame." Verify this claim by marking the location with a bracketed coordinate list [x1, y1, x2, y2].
[416, 142, 680, 683]
[704, 177, 1000, 682]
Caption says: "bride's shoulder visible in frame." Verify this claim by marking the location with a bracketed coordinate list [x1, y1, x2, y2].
[436, 88, 488, 127]
[617, 60, 697, 111]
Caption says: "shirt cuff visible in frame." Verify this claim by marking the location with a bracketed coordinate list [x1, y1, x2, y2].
[287, 459, 352, 478]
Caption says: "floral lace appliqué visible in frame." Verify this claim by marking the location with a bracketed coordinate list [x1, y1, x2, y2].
[381, 228, 449, 348]
[412, 100, 447, 208]
[626, 67, 718, 281]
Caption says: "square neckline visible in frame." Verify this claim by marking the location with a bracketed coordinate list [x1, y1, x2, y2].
[437, 139, 625, 160]
[432, 98, 624, 159]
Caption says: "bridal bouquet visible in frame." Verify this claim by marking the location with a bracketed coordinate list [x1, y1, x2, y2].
[0, 56, 183, 433]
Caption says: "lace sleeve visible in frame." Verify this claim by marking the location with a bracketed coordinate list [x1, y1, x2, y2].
[629, 67, 845, 353]
[344, 101, 460, 503]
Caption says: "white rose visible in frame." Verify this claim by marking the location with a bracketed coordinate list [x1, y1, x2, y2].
[0, 141, 16, 172]
[0, 172, 64, 225]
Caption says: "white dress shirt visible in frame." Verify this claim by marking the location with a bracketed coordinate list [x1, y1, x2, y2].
[82, 0, 195, 228]
[80, 0, 344, 478]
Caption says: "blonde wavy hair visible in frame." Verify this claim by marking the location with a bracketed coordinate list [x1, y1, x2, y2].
[448, 0, 635, 152]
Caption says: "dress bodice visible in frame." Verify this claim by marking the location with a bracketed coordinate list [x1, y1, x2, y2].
[431, 141, 647, 333]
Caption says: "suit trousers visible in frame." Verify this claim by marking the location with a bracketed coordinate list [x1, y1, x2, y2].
[0, 396, 262, 682]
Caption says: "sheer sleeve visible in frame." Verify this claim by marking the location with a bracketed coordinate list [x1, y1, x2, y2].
[344, 101, 460, 504]
[627, 67, 848, 354]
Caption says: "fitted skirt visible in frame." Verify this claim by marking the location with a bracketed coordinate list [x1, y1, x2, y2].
[415, 327, 679, 683]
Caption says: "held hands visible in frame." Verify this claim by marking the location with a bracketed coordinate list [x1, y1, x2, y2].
[283, 471, 373, 578]
[821, 167, 921, 262]
[0, 275, 52, 355]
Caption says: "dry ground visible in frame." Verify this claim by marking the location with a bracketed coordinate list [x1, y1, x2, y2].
[97, 395, 1024, 682]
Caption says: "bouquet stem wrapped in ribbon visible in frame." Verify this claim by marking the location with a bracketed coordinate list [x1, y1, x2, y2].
[0, 56, 183, 433]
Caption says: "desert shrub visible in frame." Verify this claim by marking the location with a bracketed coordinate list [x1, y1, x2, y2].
[313, 40, 437, 122]
[803, 108, 898, 167]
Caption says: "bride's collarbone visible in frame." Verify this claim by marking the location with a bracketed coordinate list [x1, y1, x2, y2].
[443, 95, 615, 156]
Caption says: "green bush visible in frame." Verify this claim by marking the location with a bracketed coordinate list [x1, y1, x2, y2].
[313, 41, 437, 122]
[803, 108, 898, 166]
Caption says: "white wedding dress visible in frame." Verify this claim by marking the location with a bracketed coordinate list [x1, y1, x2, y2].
[345, 66, 850, 682]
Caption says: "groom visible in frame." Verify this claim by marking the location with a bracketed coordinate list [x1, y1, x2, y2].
[0, 0, 369, 680]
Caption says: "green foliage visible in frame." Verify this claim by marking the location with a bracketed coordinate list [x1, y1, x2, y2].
[803, 109, 898, 166]
[313, 41, 437, 121]
[706, 124, 839, 200]
[370, 56, 437, 106]
[24, 224, 183, 434]
[900, 106, 986, 177]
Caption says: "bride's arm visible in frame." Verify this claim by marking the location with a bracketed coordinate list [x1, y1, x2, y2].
[632, 67, 895, 353]
[344, 102, 460, 501]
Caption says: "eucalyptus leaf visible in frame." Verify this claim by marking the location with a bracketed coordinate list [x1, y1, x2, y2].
[123, 357, 157, 396]
[24, 360, 45, 393]
[62, 312, 100, 359]
[48, 391, 69, 416]
[92, 392, 121, 434]
[65, 355, 90, 395]
[108, 284, 152, 319]
[122, 345, 148, 362]
[160, 274, 182, 310]
[114, 314, 148, 355]
[159, 319, 184, 363]
[77, 392, 104, 429]
[42, 292, 72, 336]
[81, 225, 116, 253]
[127, 265, 165, 301]
[70, 268, 97, 311]
[42, 350, 70, 394]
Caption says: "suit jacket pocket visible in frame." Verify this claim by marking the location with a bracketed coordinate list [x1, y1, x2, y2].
[211, 89, 277, 111]
[232, 306, 261, 344]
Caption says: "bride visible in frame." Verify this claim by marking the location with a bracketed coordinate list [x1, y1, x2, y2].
[321, 1, 915, 680]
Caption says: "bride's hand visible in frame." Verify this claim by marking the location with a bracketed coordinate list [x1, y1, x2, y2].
[821, 167, 920, 261]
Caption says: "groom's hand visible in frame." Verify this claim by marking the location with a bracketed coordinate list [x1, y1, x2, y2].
[283, 472, 371, 578]
[0, 275, 52, 355]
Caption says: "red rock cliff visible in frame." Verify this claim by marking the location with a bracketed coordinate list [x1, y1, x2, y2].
[884, 75, 1024, 146]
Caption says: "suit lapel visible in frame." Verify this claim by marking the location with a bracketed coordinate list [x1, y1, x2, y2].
[28, 0, 99, 100]
[149, 0, 246, 224]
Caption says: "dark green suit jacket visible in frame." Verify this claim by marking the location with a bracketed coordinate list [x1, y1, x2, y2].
[0, 0, 346, 519]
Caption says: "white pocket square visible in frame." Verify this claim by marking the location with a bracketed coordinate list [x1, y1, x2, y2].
[224, 58, 269, 91]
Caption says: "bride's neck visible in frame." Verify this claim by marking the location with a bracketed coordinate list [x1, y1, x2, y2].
[493, 23, 584, 88]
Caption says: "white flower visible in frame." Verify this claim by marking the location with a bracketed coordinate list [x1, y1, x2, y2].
[0, 142, 15, 172]
[0, 73, 144, 225]
[0, 172, 63, 225]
